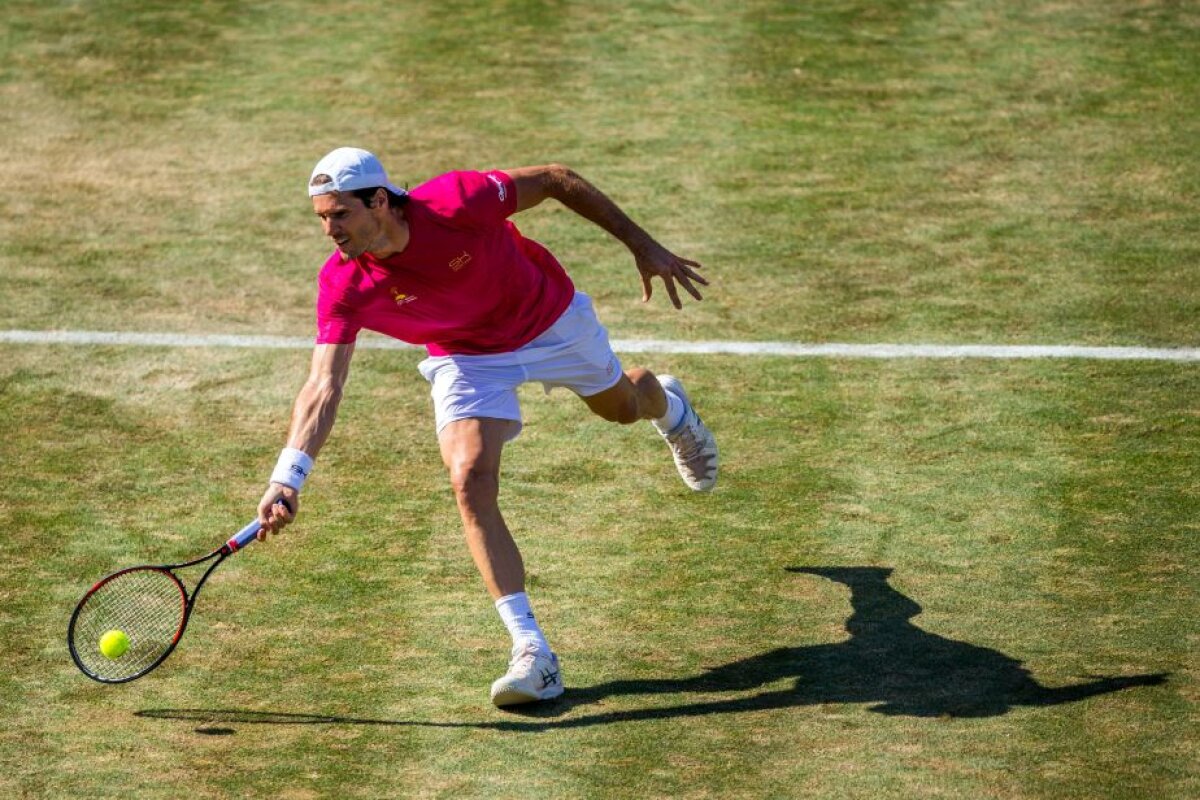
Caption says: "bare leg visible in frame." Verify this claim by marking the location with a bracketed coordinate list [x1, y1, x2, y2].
[583, 367, 667, 424]
[587, 367, 719, 491]
[437, 417, 524, 599]
[439, 417, 561, 705]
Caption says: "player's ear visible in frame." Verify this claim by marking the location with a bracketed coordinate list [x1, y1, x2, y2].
[372, 188, 386, 209]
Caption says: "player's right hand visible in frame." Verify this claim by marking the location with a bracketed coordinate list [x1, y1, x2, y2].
[257, 484, 299, 540]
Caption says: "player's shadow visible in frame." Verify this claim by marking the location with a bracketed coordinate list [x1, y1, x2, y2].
[520, 566, 1167, 722]
[136, 567, 1167, 732]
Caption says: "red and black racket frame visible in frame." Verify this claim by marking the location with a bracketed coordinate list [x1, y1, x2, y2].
[67, 515, 269, 684]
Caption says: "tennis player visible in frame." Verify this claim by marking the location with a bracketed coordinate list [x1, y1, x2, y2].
[256, 147, 717, 706]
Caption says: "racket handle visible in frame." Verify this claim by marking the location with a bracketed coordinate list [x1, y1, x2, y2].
[227, 520, 262, 552]
[226, 499, 293, 552]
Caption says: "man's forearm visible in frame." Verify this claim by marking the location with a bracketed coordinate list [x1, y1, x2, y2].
[507, 162, 705, 308]
[541, 165, 656, 255]
[286, 378, 343, 459]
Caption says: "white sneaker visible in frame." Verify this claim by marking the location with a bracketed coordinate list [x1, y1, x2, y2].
[490, 644, 564, 707]
[655, 375, 719, 492]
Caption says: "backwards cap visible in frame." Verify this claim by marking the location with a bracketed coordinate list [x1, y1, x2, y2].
[308, 147, 406, 198]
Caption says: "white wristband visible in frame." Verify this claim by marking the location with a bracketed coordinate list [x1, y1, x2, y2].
[270, 447, 314, 491]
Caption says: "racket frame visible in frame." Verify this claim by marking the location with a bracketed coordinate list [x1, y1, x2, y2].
[68, 517, 265, 684]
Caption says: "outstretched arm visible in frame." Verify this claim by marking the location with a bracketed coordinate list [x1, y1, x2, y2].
[503, 164, 708, 309]
[256, 342, 355, 536]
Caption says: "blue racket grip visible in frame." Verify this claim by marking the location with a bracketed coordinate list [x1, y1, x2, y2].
[227, 520, 262, 552]
[226, 499, 292, 552]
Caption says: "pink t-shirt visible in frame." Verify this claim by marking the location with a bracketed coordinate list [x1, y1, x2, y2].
[315, 170, 575, 356]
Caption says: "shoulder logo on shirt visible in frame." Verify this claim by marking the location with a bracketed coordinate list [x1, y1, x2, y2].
[486, 173, 507, 203]
[448, 251, 472, 272]
[389, 287, 418, 307]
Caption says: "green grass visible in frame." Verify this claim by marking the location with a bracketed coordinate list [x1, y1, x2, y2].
[2, 0, 1197, 344]
[1, 347, 1194, 798]
[1, 1, 1197, 798]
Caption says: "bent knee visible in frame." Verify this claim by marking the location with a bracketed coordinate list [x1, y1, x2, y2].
[448, 461, 500, 501]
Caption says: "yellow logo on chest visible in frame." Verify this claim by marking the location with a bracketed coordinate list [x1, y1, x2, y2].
[449, 251, 472, 272]
[389, 287, 417, 306]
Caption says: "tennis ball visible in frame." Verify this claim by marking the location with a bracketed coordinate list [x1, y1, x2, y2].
[99, 629, 130, 659]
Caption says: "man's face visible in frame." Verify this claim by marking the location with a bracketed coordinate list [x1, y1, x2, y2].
[312, 191, 383, 260]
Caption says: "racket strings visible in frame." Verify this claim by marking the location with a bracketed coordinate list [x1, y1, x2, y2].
[71, 568, 187, 681]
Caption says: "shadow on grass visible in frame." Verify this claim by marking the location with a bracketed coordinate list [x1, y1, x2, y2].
[136, 566, 1167, 732]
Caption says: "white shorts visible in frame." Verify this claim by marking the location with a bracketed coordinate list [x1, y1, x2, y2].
[417, 292, 624, 441]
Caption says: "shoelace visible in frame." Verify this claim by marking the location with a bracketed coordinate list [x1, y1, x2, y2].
[669, 424, 707, 466]
[509, 645, 544, 669]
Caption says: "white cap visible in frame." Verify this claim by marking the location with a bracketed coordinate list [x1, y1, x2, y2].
[308, 147, 407, 198]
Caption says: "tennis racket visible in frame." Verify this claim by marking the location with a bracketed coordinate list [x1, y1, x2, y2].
[67, 504, 288, 684]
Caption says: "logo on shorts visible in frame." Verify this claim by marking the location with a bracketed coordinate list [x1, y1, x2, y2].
[448, 251, 472, 272]
[390, 287, 418, 307]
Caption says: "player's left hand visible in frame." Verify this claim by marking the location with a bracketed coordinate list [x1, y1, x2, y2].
[635, 240, 708, 309]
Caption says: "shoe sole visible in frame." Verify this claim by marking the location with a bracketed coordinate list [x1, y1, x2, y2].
[491, 684, 565, 707]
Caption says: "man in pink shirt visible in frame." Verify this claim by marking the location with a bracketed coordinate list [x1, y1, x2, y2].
[256, 147, 718, 706]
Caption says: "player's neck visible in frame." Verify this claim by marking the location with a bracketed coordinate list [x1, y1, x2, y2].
[366, 208, 410, 259]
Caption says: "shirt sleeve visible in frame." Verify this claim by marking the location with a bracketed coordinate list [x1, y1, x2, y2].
[415, 170, 518, 230]
[315, 276, 362, 345]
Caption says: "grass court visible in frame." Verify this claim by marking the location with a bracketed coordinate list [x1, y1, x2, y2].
[1, 1, 1196, 797]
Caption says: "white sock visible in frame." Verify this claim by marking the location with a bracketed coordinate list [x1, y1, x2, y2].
[495, 592, 551, 655]
[654, 389, 686, 432]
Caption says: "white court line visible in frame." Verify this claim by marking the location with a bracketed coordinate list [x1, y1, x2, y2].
[0, 329, 1198, 362]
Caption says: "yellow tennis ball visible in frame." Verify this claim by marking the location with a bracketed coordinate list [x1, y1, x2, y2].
[99, 629, 130, 659]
